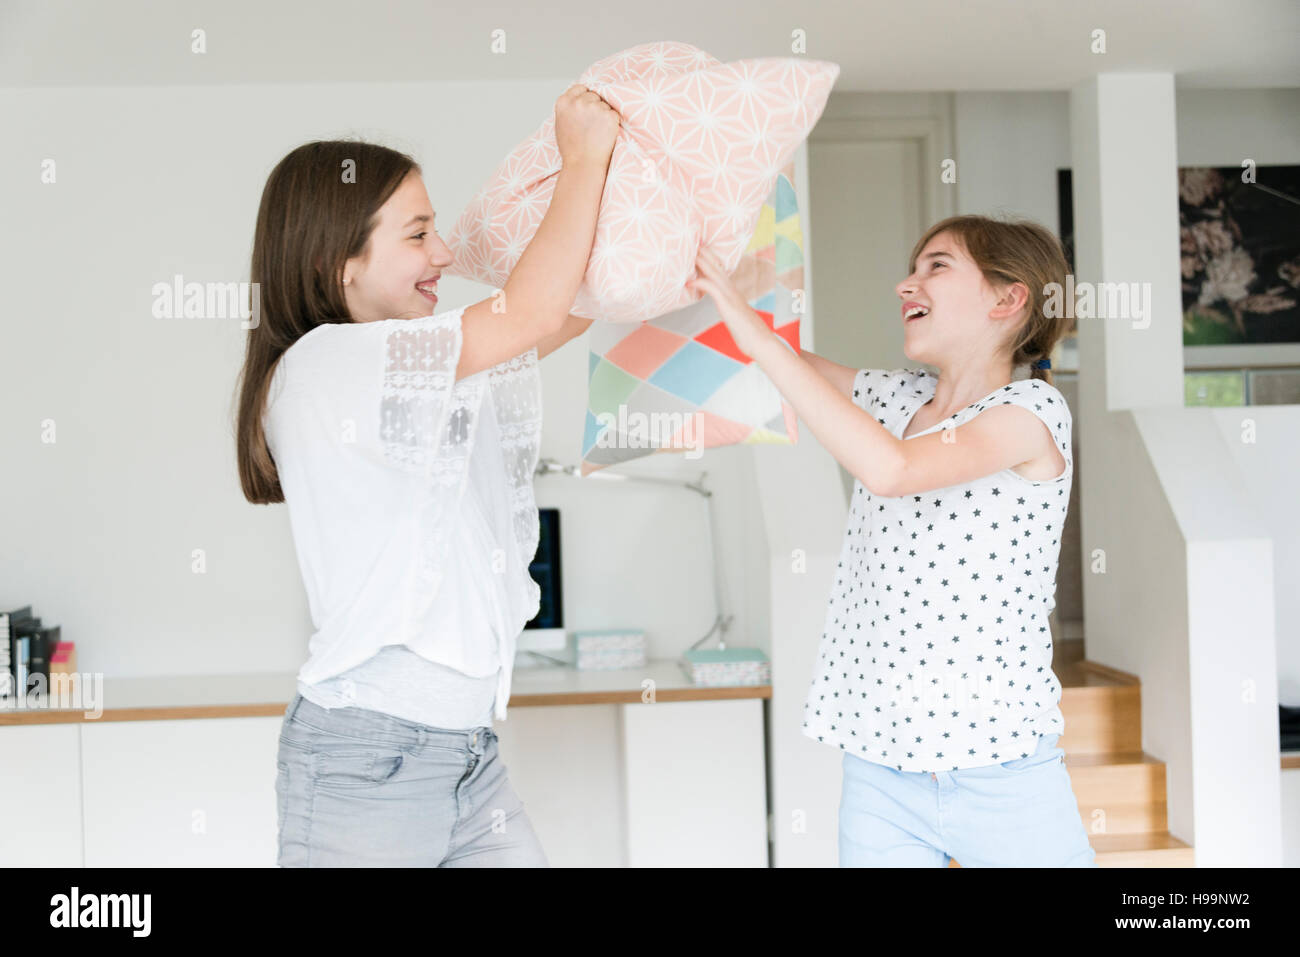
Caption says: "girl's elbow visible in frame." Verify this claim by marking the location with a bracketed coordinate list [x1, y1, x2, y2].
[869, 479, 899, 498]
[501, 281, 573, 337]
[854, 469, 898, 498]
[860, 456, 907, 498]
[528, 307, 570, 340]
[543, 311, 568, 339]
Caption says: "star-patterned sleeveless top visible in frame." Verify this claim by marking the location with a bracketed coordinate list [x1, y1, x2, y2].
[802, 368, 1074, 772]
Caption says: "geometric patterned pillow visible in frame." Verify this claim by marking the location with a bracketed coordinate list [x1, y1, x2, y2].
[579, 160, 806, 474]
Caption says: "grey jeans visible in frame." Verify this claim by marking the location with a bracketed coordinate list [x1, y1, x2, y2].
[275, 693, 548, 866]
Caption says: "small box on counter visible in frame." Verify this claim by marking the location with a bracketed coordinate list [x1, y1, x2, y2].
[681, 647, 771, 687]
[571, 629, 646, 670]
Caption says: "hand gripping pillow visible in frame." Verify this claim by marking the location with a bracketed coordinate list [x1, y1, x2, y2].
[444, 40, 839, 322]
[580, 160, 806, 474]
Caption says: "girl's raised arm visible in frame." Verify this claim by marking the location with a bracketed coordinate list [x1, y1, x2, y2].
[535, 314, 595, 360]
[798, 348, 859, 399]
[455, 85, 619, 380]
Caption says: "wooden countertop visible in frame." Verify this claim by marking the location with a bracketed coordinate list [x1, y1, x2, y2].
[0, 659, 771, 726]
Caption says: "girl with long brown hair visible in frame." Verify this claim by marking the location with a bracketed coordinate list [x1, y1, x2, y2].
[235, 85, 618, 866]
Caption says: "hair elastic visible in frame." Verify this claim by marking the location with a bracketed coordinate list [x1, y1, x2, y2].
[1034, 358, 1051, 370]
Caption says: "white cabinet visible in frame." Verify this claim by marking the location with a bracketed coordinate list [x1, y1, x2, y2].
[493, 698, 770, 867]
[80, 716, 281, 867]
[0, 723, 83, 867]
[622, 699, 768, 866]
[2, 670, 771, 867]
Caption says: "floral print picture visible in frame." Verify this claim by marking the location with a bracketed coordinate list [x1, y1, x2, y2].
[1057, 165, 1300, 345]
[1179, 166, 1299, 345]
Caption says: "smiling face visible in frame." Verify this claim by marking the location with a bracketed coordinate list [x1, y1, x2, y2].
[342, 171, 453, 323]
[895, 230, 1029, 370]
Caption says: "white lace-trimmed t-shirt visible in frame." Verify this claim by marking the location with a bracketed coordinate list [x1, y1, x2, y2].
[802, 368, 1074, 773]
[263, 304, 542, 724]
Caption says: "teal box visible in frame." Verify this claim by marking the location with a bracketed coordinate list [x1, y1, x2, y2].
[681, 647, 771, 687]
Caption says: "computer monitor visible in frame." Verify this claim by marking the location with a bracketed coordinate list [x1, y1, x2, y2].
[524, 508, 562, 630]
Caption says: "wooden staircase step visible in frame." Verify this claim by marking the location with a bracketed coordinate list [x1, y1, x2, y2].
[945, 832, 1193, 868]
[1058, 684, 1142, 755]
[1055, 656, 1143, 755]
[1066, 750, 1169, 834]
[1089, 831, 1195, 867]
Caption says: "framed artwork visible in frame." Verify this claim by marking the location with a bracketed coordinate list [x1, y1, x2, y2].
[1178, 165, 1300, 344]
[1057, 165, 1300, 347]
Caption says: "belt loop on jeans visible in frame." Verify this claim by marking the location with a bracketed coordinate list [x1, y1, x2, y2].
[286, 694, 303, 721]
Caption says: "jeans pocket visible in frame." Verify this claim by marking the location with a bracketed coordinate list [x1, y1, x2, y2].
[285, 710, 384, 746]
[311, 747, 405, 789]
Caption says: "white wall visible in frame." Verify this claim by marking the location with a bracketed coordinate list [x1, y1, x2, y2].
[754, 426, 849, 867]
[954, 91, 1071, 229]
[1214, 405, 1300, 705]
[1132, 408, 1281, 865]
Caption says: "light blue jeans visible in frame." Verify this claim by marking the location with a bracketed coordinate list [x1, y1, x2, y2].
[275, 693, 548, 866]
[839, 733, 1098, 867]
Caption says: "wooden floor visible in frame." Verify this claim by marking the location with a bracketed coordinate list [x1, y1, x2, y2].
[947, 627, 1194, 868]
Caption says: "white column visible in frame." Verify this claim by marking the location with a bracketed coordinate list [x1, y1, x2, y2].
[1069, 75, 1188, 703]
[1069, 73, 1185, 413]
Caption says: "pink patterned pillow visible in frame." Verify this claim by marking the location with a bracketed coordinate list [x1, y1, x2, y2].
[445, 41, 839, 323]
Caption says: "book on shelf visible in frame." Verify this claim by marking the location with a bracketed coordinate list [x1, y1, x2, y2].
[1, 606, 34, 699]
[2, 607, 61, 700]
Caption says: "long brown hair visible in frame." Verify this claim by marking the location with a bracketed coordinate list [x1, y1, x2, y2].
[234, 140, 420, 504]
[906, 214, 1071, 385]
